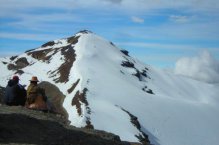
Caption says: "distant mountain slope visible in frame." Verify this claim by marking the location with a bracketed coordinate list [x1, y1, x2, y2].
[0, 30, 218, 145]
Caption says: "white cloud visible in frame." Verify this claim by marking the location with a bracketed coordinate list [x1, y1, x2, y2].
[131, 16, 144, 24]
[169, 15, 190, 23]
[174, 50, 219, 83]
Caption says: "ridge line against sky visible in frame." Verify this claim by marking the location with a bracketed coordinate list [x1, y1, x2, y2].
[0, 0, 219, 68]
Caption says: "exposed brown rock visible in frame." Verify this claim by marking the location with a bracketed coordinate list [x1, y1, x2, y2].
[72, 88, 89, 116]
[51, 45, 76, 83]
[68, 79, 80, 94]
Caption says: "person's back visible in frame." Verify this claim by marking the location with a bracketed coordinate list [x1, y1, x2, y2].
[4, 76, 26, 106]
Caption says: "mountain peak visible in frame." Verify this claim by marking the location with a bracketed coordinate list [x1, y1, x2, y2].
[77, 30, 93, 35]
[0, 31, 219, 145]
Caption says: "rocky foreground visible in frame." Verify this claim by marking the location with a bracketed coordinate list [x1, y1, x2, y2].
[0, 105, 148, 145]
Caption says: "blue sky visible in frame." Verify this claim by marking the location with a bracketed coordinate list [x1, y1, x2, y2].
[0, 0, 219, 68]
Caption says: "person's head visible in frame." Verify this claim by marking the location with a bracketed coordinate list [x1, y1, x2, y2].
[29, 76, 39, 85]
[12, 75, 19, 84]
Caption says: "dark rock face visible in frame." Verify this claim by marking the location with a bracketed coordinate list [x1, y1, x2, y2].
[38, 81, 68, 121]
[0, 105, 123, 145]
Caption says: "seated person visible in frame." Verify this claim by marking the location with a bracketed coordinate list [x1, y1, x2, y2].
[26, 76, 47, 111]
[4, 75, 26, 106]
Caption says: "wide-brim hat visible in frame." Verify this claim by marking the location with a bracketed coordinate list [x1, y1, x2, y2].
[29, 76, 39, 82]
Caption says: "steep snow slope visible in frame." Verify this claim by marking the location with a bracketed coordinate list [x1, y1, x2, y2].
[0, 31, 218, 145]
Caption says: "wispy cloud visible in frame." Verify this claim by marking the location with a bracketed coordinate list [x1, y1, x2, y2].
[169, 15, 190, 23]
[131, 16, 144, 24]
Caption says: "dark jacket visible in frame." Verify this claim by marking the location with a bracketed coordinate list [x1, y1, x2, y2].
[4, 80, 26, 106]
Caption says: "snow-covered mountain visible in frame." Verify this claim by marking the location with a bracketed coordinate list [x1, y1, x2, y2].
[0, 30, 219, 145]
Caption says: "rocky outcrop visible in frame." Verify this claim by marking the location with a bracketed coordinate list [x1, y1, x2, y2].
[38, 81, 68, 120]
[0, 105, 124, 145]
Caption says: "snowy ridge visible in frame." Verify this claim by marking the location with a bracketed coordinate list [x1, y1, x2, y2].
[0, 31, 219, 145]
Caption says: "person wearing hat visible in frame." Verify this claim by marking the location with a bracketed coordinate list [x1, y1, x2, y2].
[4, 75, 26, 106]
[26, 76, 47, 110]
